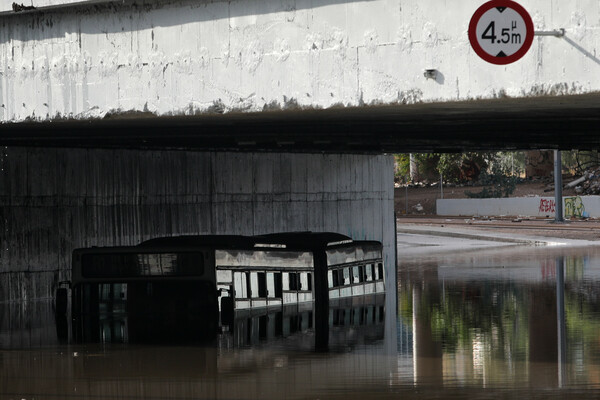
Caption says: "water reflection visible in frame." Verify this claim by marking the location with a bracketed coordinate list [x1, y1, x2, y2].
[70, 295, 385, 352]
[8, 246, 600, 398]
[0, 300, 59, 349]
[1, 297, 391, 400]
[399, 247, 600, 390]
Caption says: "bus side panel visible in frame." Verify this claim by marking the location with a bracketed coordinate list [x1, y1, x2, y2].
[325, 243, 382, 267]
[215, 250, 314, 269]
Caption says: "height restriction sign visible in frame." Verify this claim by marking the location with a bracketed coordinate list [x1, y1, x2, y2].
[468, 0, 534, 65]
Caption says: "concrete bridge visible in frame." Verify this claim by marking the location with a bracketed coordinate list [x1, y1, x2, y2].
[1, 0, 600, 304]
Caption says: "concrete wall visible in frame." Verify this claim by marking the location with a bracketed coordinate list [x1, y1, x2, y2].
[0, 301, 58, 347]
[0, 148, 394, 303]
[0, 0, 599, 122]
[437, 195, 600, 218]
[0, 0, 110, 13]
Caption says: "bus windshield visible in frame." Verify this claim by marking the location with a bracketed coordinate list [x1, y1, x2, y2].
[81, 252, 204, 278]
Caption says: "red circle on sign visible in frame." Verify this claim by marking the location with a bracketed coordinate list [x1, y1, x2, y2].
[468, 0, 534, 65]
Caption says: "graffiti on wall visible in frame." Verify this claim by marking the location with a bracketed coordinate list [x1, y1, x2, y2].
[565, 196, 586, 218]
[539, 197, 586, 217]
[538, 199, 555, 214]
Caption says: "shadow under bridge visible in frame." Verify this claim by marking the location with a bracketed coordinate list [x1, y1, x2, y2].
[2, 93, 600, 152]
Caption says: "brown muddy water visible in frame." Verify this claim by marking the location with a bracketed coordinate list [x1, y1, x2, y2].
[4, 245, 600, 399]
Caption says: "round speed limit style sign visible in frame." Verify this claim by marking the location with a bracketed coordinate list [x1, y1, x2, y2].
[468, 0, 534, 65]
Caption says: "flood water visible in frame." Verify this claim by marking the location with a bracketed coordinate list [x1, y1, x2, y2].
[4, 243, 600, 399]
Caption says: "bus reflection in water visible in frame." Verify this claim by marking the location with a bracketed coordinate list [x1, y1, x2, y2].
[223, 297, 385, 350]
[64, 232, 385, 348]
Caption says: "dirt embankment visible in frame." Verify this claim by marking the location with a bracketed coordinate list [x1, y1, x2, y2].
[395, 180, 578, 215]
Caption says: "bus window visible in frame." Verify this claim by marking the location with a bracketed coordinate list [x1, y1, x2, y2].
[332, 270, 339, 287]
[98, 283, 127, 314]
[290, 273, 299, 291]
[283, 272, 299, 291]
[377, 263, 384, 281]
[266, 273, 275, 298]
[217, 269, 232, 283]
[176, 252, 203, 275]
[328, 270, 334, 289]
[365, 264, 373, 282]
[234, 272, 248, 298]
[274, 273, 283, 298]
[303, 273, 312, 291]
[82, 252, 204, 278]
[101, 283, 111, 298]
[246, 272, 252, 297]
[352, 266, 361, 284]
[250, 273, 259, 298]
[258, 272, 267, 298]
[300, 273, 308, 291]
[282, 273, 290, 291]
[343, 268, 350, 285]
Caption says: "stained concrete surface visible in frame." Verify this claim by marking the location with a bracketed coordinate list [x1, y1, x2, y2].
[0, 147, 394, 303]
[2, 0, 600, 125]
[3, 93, 600, 152]
[0, 300, 57, 348]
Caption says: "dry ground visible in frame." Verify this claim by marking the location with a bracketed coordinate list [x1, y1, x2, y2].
[395, 180, 578, 215]
[397, 216, 600, 241]
[395, 178, 600, 242]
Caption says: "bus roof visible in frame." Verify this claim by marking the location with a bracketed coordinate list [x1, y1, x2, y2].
[136, 232, 354, 250]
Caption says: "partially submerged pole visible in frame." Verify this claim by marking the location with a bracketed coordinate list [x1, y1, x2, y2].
[554, 150, 564, 222]
[556, 256, 567, 387]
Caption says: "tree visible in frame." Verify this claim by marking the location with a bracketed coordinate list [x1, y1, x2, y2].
[525, 150, 553, 178]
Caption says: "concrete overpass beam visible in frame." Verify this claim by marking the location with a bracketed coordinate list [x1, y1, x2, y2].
[1, 0, 599, 123]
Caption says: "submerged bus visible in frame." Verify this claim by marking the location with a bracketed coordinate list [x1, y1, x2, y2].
[66, 232, 385, 342]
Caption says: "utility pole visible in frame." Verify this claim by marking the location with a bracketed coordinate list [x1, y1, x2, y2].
[554, 150, 563, 223]
[409, 154, 419, 182]
[556, 256, 567, 387]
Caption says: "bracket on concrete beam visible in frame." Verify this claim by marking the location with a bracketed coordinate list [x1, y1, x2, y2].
[423, 69, 438, 80]
[534, 29, 565, 38]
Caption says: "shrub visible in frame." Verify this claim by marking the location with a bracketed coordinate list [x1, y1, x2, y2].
[465, 164, 517, 198]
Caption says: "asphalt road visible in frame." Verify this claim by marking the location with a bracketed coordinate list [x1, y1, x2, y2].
[396, 216, 600, 257]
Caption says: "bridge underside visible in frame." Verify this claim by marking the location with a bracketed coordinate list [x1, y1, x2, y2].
[2, 93, 600, 153]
